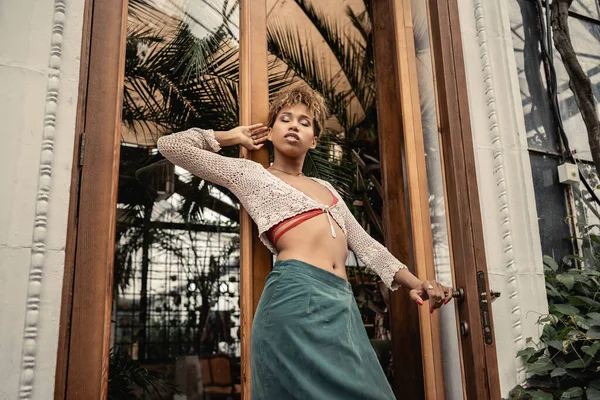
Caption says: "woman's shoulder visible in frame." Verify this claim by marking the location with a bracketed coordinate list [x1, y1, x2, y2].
[233, 158, 274, 183]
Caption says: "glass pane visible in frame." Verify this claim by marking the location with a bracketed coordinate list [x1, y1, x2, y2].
[509, 0, 600, 159]
[571, 0, 600, 20]
[110, 1, 241, 398]
[529, 153, 573, 261]
[573, 162, 600, 269]
[411, 0, 463, 398]
[508, 0, 560, 153]
[266, 0, 395, 388]
[553, 16, 600, 162]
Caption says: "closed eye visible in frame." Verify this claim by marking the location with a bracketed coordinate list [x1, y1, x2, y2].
[279, 112, 312, 127]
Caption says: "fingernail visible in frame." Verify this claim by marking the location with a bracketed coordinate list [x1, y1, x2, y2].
[430, 308, 433, 314]
[417, 299, 423, 306]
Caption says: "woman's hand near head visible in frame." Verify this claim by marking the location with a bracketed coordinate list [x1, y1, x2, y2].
[214, 124, 270, 151]
[238, 124, 271, 151]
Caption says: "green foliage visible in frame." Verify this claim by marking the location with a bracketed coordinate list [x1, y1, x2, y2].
[506, 252, 600, 399]
[108, 350, 179, 400]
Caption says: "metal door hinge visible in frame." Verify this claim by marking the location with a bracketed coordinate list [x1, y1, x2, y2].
[79, 131, 86, 167]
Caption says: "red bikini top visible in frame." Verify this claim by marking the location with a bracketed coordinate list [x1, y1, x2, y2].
[267, 188, 339, 247]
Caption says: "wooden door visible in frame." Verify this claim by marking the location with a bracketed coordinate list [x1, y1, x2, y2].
[428, 0, 502, 398]
[370, 0, 502, 398]
[54, 0, 500, 398]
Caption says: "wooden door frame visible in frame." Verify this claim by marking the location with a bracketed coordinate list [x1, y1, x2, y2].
[53, 0, 94, 396]
[238, 0, 272, 398]
[371, 0, 445, 398]
[54, 0, 128, 398]
[54, 0, 501, 398]
[428, 0, 502, 398]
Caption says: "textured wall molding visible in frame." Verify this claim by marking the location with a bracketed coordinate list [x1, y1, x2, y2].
[18, 0, 67, 398]
[473, 0, 526, 383]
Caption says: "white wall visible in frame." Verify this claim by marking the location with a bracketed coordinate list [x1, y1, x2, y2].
[0, 0, 85, 398]
[456, 0, 550, 396]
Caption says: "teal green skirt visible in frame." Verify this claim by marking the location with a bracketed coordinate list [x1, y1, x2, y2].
[251, 259, 395, 399]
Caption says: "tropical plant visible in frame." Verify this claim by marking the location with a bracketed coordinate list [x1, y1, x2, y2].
[123, 0, 358, 215]
[111, 2, 246, 386]
[506, 252, 600, 400]
[108, 349, 179, 400]
[123, 0, 433, 237]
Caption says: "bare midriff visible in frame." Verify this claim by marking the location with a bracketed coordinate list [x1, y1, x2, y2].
[275, 213, 349, 281]
[265, 172, 350, 280]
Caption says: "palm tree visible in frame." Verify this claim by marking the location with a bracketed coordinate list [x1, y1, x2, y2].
[265, 0, 433, 238]
[123, 0, 354, 214]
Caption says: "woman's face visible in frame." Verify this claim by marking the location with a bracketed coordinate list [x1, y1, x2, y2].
[269, 103, 317, 157]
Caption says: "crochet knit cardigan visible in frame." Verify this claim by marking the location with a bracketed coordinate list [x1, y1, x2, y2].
[157, 128, 407, 290]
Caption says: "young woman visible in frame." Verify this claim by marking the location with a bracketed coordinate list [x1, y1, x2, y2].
[157, 86, 452, 399]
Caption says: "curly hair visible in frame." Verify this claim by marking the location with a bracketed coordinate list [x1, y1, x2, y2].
[266, 86, 329, 137]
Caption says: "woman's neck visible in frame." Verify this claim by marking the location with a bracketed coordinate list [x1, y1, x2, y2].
[271, 152, 304, 175]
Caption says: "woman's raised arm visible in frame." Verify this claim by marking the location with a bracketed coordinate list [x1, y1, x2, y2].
[156, 125, 269, 190]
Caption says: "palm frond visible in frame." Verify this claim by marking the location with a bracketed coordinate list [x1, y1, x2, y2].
[158, 23, 228, 83]
[412, 9, 432, 57]
[345, 6, 371, 42]
[345, 6, 375, 87]
[303, 134, 354, 199]
[108, 349, 179, 399]
[128, 0, 169, 24]
[267, 21, 353, 130]
[292, 0, 374, 112]
[268, 56, 297, 99]
[175, 175, 239, 223]
[124, 0, 244, 137]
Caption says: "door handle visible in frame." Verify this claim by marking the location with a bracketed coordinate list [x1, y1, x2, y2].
[490, 290, 501, 302]
[452, 279, 501, 345]
[451, 287, 501, 303]
[452, 287, 464, 303]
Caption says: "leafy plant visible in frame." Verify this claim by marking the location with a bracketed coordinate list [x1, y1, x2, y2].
[506, 252, 600, 400]
[108, 349, 179, 400]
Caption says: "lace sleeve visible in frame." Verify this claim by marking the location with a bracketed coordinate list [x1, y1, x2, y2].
[157, 128, 250, 191]
[341, 202, 407, 291]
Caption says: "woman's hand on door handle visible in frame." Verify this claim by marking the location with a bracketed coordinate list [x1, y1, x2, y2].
[409, 280, 454, 313]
